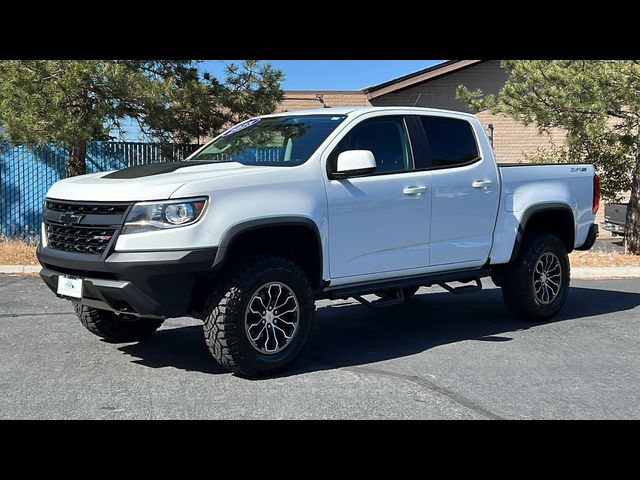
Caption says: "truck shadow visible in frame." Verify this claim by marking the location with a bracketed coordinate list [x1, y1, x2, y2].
[117, 285, 640, 377]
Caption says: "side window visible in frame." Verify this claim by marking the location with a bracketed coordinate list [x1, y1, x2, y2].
[331, 117, 414, 174]
[420, 117, 479, 168]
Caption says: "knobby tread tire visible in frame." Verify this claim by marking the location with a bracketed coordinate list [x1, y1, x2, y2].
[203, 255, 315, 377]
[501, 233, 570, 322]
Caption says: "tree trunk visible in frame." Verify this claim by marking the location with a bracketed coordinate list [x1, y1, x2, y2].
[67, 140, 87, 177]
[624, 143, 640, 254]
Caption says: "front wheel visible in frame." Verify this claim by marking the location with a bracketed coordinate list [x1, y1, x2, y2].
[203, 256, 315, 377]
[501, 234, 570, 321]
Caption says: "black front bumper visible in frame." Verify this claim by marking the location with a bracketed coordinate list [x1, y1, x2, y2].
[37, 245, 218, 318]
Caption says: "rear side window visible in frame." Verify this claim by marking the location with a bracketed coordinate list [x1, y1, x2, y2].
[331, 116, 414, 174]
[420, 117, 479, 168]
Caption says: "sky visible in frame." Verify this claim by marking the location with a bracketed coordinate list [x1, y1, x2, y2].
[201, 60, 444, 90]
[117, 60, 444, 141]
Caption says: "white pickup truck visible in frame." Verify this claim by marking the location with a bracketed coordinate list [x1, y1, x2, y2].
[37, 107, 600, 377]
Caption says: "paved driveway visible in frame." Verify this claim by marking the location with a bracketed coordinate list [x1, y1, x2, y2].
[1, 275, 639, 419]
[592, 237, 624, 253]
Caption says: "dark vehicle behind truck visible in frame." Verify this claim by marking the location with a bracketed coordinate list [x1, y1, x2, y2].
[603, 203, 628, 236]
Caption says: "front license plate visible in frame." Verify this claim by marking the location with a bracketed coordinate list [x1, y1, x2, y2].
[57, 275, 83, 299]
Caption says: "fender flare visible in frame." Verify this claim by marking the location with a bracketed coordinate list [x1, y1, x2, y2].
[509, 203, 575, 263]
[212, 216, 324, 282]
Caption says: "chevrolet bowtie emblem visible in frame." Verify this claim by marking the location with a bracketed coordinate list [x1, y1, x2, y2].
[60, 212, 85, 225]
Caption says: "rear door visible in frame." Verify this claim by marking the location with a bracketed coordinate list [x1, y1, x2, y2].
[325, 115, 432, 281]
[419, 116, 500, 267]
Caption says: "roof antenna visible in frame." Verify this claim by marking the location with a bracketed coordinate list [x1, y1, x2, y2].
[413, 92, 423, 107]
[316, 94, 329, 108]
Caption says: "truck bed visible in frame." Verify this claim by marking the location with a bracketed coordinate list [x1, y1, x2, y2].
[498, 163, 595, 200]
[488, 162, 596, 264]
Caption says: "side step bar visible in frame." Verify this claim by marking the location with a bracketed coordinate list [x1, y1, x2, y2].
[323, 268, 491, 300]
[437, 278, 482, 295]
[353, 289, 405, 309]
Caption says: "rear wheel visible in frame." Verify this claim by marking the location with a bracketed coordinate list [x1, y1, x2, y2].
[74, 304, 164, 342]
[501, 234, 570, 321]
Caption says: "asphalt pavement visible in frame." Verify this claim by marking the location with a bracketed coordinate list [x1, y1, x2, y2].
[1, 274, 639, 419]
[592, 236, 625, 253]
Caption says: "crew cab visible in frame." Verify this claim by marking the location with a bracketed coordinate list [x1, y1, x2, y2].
[37, 107, 600, 377]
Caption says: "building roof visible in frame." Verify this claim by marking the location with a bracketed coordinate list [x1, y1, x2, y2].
[362, 60, 483, 99]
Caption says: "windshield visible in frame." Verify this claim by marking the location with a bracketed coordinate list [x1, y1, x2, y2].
[189, 114, 347, 166]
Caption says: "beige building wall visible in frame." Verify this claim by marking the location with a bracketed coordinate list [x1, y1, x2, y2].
[277, 90, 369, 112]
[367, 60, 566, 164]
[475, 111, 566, 164]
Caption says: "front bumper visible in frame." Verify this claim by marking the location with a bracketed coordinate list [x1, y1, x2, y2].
[37, 245, 217, 318]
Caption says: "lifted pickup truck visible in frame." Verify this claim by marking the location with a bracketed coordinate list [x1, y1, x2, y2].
[37, 107, 600, 377]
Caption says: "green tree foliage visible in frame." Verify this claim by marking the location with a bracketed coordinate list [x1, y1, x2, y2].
[0, 60, 283, 176]
[142, 60, 284, 145]
[457, 60, 640, 254]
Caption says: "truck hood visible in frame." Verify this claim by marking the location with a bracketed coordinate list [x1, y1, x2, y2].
[46, 161, 277, 202]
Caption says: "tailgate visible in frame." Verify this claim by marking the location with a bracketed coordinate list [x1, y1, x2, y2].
[604, 203, 627, 225]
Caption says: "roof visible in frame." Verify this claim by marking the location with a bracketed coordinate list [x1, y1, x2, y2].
[362, 60, 483, 99]
[283, 90, 364, 95]
[263, 106, 476, 119]
[264, 106, 370, 117]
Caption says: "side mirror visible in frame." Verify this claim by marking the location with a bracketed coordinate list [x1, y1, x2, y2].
[333, 150, 377, 178]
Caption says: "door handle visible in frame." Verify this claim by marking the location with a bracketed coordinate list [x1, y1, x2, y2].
[472, 180, 493, 188]
[403, 186, 428, 196]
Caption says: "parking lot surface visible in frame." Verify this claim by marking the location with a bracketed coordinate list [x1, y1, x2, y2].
[1, 274, 639, 419]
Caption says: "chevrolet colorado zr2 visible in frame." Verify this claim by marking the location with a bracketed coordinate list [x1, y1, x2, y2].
[37, 107, 600, 377]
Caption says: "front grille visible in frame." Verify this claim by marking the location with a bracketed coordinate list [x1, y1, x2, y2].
[45, 200, 129, 215]
[45, 224, 115, 255]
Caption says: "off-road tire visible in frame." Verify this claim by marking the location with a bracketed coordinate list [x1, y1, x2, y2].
[74, 304, 164, 342]
[501, 233, 570, 321]
[203, 255, 315, 377]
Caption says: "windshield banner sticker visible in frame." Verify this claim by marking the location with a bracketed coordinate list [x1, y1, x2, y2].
[222, 118, 261, 136]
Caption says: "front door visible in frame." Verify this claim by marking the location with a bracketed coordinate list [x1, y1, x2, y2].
[325, 116, 431, 281]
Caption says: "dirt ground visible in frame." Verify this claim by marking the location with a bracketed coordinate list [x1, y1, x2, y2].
[569, 250, 640, 267]
[2, 239, 640, 268]
[0, 240, 39, 265]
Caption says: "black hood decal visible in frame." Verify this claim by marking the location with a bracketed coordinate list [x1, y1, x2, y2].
[103, 161, 219, 179]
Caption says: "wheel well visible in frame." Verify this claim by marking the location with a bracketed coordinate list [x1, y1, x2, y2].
[516, 208, 575, 259]
[222, 224, 323, 289]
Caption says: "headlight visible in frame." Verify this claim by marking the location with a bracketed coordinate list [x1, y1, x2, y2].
[122, 197, 208, 234]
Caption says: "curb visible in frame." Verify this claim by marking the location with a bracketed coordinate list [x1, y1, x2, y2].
[571, 267, 640, 279]
[2, 265, 640, 279]
[0, 265, 42, 274]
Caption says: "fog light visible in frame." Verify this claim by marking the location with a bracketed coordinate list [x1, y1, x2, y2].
[41, 222, 48, 247]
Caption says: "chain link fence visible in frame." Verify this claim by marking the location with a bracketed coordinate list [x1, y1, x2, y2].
[0, 141, 201, 242]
